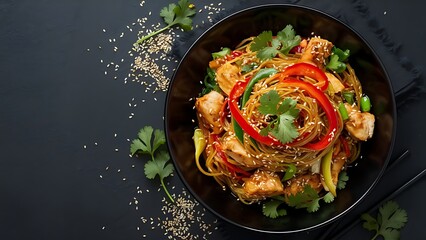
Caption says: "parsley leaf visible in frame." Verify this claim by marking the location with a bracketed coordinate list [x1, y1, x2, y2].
[135, 0, 196, 44]
[130, 126, 175, 203]
[361, 201, 408, 240]
[258, 90, 300, 144]
[262, 199, 287, 218]
[250, 25, 301, 61]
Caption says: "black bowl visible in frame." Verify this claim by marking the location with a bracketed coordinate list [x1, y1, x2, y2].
[165, 4, 396, 233]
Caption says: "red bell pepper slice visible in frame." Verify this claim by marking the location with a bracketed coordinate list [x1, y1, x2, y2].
[211, 134, 250, 178]
[225, 50, 244, 61]
[279, 78, 339, 151]
[228, 80, 282, 146]
[282, 63, 329, 91]
[228, 77, 338, 151]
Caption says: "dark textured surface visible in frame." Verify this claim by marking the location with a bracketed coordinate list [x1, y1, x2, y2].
[0, 0, 425, 239]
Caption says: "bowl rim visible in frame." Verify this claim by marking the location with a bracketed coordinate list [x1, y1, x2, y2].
[164, 3, 397, 234]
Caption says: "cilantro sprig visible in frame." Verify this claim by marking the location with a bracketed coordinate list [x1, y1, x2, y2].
[130, 126, 175, 203]
[250, 25, 301, 61]
[262, 171, 349, 218]
[258, 90, 300, 144]
[135, 0, 196, 45]
[262, 197, 287, 218]
[361, 201, 408, 240]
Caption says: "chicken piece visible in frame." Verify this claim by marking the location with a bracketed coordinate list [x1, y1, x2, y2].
[331, 152, 347, 185]
[300, 37, 333, 68]
[243, 170, 284, 198]
[222, 135, 261, 167]
[209, 58, 226, 69]
[195, 91, 224, 134]
[326, 72, 345, 93]
[283, 173, 323, 197]
[344, 103, 375, 141]
[215, 62, 241, 96]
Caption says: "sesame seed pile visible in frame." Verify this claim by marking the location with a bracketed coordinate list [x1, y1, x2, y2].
[130, 32, 176, 92]
[159, 190, 218, 239]
[83, 0, 228, 238]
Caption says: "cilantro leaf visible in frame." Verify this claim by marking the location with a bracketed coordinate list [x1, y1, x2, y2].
[131, 126, 154, 156]
[262, 199, 287, 218]
[258, 90, 300, 144]
[306, 199, 320, 213]
[379, 201, 408, 229]
[130, 126, 175, 203]
[270, 113, 299, 144]
[144, 151, 174, 179]
[326, 54, 346, 73]
[361, 201, 408, 240]
[250, 25, 301, 61]
[326, 47, 350, 73]
[287, 185, 320, 212]
[276, 25, 301, 54]
[172, 0, 196, 31]
[337, 171, 349, 190]
[257, 38, 282, 61]
[323, 192, 335, 203]
[130, 126, 166, 157]
[277, 98, 299, 116]
[136, 0, 196, 44]
[153, 129, 166, 153]
[361, 213, 379, 232]
[258, 90, 281, 115]
[282, 164, 296, 181]
[250, 31, 273, 52]
[381, 229, 401, 240]
[160, 3, 177, 25]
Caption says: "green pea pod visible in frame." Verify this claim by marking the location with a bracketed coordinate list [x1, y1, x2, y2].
[233, 68, 277, 143]
[193, 129, 206, 162]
